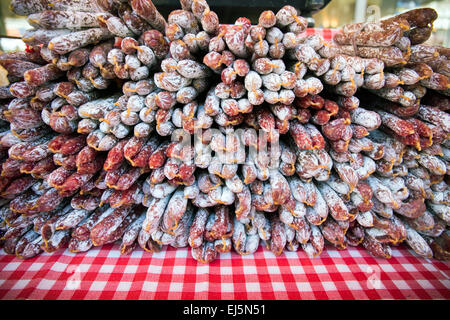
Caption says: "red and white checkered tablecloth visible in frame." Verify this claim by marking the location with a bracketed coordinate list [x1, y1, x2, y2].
[305, 28, 340, 41]
[0, 244, 448, 300]
[219, 27, 341, 41]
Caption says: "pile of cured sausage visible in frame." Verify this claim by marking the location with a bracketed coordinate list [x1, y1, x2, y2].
[0, 0, 448, 263]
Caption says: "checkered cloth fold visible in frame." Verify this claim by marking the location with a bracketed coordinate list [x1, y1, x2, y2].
[304, 27, 341, 40]
[0, 244, 448, 300]
[1, 29, 448, 300]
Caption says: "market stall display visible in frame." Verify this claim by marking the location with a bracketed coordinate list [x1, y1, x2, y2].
[0, 0, 448, 266]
